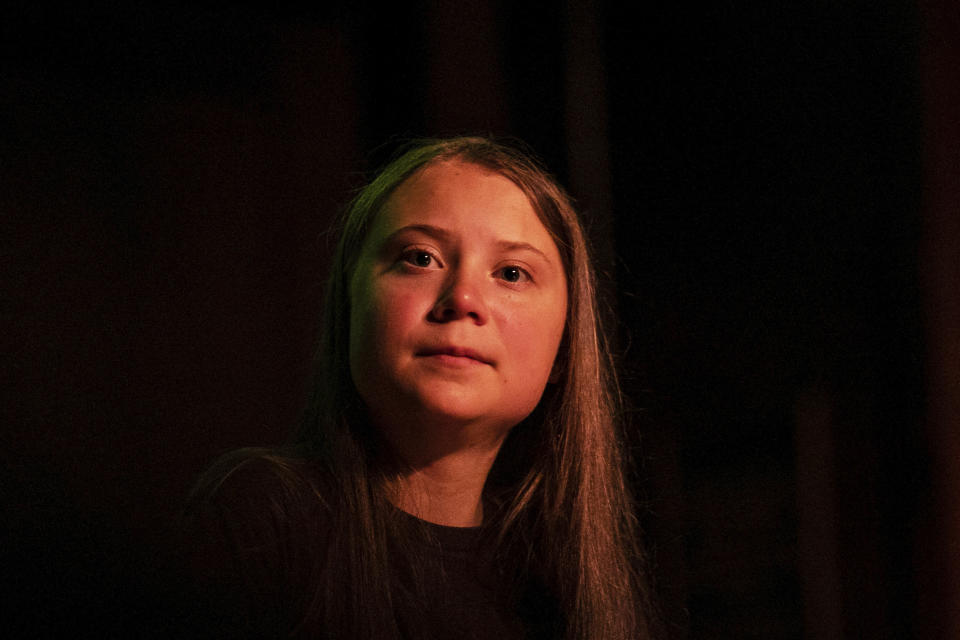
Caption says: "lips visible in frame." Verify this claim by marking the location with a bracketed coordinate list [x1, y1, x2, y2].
[416, 345, 493, 365]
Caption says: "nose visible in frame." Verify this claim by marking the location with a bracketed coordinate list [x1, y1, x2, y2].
[428, 271, 489, 325]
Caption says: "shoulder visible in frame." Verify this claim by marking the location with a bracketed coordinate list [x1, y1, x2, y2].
[173, 448, 335, 636]
[182, 447, 338, 563]
[187, 447, 332, 518]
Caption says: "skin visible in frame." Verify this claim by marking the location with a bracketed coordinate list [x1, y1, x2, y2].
[349, 160, 568, 526]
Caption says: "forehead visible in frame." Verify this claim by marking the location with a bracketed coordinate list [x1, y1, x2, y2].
[369, 160, 556, 247]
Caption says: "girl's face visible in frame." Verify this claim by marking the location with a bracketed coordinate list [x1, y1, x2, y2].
[348, 160, 568, 443]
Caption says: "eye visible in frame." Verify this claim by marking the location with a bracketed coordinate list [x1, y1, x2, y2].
[496, 265, 530, 283]
[400, 249, 441, 269]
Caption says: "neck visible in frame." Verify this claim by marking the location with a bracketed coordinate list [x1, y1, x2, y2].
[386, 434, 505, 527]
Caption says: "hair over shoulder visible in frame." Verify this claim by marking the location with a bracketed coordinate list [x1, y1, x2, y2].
[190, 137, 658, 639]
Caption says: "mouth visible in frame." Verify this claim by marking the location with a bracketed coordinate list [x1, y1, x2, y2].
[416, 346, 493, 365]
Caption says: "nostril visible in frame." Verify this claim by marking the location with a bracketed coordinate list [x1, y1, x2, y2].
[429, 281, 488, 325]
[428, 301, 457, 323]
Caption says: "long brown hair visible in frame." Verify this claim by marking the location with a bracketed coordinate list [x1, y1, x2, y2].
[197, 137, 656, 638]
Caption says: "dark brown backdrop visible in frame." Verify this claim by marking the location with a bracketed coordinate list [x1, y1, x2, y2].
[3, 2, 954, 638]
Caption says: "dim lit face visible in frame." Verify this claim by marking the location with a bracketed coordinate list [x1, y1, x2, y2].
[348, 160, 568, 443]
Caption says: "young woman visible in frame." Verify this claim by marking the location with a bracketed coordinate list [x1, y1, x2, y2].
[181, 137, 657, 639]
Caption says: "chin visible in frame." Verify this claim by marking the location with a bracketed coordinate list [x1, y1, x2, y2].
[403, 391, 508, 430]
[414, 396, 492, 425]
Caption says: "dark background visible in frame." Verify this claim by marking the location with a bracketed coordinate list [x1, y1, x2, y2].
[4, 2, 958, 638]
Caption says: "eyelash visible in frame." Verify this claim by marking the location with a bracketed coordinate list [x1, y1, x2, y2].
[400, 248, 442, 269]
[495, 265, 531, 284]
[398, 249, 532, 284]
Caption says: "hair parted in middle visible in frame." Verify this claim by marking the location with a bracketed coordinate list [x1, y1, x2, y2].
[288, 136, 653, 639]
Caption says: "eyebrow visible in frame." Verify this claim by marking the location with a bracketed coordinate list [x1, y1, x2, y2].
[494, 239, 550, 262]
[384, 224, 452, 244]
[384, 224, 552, 263]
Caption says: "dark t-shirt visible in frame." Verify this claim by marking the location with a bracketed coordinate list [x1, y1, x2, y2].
[174, 457, 546, 639]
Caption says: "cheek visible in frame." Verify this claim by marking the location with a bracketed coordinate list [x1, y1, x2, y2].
[500, 303, 567, 376]
[349, 281, 425, 375]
